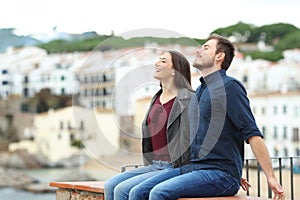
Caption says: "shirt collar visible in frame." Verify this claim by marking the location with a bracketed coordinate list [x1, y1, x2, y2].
[199, 69, 226, 85]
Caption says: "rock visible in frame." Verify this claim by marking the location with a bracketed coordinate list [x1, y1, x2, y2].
[56, 171, 97, 182]
[23, 183, 56, 193]
[0, 149, 41, 169]
[0, 167, 36, 188]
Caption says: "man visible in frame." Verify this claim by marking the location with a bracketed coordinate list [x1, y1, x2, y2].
[149, 34, 285, 199]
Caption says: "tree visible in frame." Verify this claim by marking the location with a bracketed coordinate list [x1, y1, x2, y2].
[257, 23, 299, 45]
[26, 88, 73, 113]
[275, 30, 300, 50]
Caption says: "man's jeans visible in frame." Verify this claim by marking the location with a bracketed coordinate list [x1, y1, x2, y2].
[149, 169, 240, 200]
[104, 160, 175, 200]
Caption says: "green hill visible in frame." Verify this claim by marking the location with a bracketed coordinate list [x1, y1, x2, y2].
[2, 22, 300, 61]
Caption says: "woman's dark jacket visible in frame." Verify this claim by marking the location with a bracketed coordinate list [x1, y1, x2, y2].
[142, 88, 194, 168]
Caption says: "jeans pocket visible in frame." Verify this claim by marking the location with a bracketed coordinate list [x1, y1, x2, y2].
[216, 171, 240, 196]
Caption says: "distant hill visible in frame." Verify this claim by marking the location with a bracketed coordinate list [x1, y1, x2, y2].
[0, 28, 100, 53]
[1, 22, 300, 55]
[0, 28, 40, 52]
[212, 21, 300, 48]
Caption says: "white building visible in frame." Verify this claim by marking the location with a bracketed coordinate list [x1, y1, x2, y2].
[0, 46, 81, 99]
[0, 46, 47, 98]
[9, 106, 119, 165]
[229, 50, 300, 94]
[243, 91, 300, 168]
[25, 53, 81, 97]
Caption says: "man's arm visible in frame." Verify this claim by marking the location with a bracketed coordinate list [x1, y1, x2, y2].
[248, 136, 285, 199]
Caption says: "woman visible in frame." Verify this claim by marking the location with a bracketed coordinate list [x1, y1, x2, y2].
[104, 50, 194, 200]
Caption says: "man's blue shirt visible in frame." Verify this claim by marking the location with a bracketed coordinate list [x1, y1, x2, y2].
[186, 69, 263, 179]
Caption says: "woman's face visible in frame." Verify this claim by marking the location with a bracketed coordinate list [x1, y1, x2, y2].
[154, 52, 175, 82]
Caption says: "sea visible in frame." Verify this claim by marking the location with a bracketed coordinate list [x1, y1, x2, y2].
[0, 188, 54, 200]
[0, 167, 104, 200]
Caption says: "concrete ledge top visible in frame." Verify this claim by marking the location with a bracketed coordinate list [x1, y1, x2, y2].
[49, 181, 105, 193]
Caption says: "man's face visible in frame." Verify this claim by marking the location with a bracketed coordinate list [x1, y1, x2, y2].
[193, 39, 217, 70]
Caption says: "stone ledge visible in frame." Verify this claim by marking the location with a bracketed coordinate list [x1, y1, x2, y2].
[49, 181, 271, 200]
[49, 181, 105, 193]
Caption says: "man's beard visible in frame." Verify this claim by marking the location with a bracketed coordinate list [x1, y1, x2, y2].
[193, 59, 214, 71]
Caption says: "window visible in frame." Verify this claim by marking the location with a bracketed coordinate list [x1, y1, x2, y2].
[296, 148, 300, 156]
[23, 88, 29, 98]
[284, 148, 288, 157]
[273, 105, 278, 114]
[60, 121, 64, 130]
[21, 103, 29, 112]
[80, 121, 84, 130]
[67, 122, 72, 129]
[262, 126, 266, 138]
[274, 147, 279, 157]
[242, 75, 248, 83]
[293, 128, 299, 142]
[24, 76, 29, 83]
[283, 126, 287, 139]
[283, 105, 287, 114]
[294, 106, 297, 117]
[2, 69, 8, 74]
[261, 107, 265, 115]
[70, 133, 75, 141]
[61, 76, 65, 81]
[273, 126, 278, 139]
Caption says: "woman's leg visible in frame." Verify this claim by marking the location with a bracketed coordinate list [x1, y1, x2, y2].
[114, 169, 165, 200]
[104, 165, 156, 200]
[128, 168, 181, 200]
[149, 169, 240, 200]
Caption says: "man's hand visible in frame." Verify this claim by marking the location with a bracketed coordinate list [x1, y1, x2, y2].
[240, 177, 251, 191]
[267, 176, 285, 199]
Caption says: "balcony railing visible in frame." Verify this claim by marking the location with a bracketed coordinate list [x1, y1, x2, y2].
[122, 156, 300, 200]
[244, 156, 299, 200]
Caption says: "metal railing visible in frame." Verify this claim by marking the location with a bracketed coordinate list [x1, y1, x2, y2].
[121, 156, 299, 200]
[244, 156, 299, 200]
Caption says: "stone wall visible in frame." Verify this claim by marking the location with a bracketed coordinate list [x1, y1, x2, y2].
[56, 188, 104, 200]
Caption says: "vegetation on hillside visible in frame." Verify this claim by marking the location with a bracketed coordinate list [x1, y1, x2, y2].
[23, 88, 74, 113]
[213, 22, 300, 61]
[35, 22, 300, 61]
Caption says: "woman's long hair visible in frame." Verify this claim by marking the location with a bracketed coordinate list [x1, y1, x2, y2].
[168, 50, 193, 90]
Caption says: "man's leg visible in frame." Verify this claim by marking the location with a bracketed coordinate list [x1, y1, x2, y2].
[149, 169, 240, 200]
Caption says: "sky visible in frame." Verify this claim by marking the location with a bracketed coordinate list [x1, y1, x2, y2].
[1, 0, 300, 39]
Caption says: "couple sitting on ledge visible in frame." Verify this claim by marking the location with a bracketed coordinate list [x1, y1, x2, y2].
[104, 34, 285, 200]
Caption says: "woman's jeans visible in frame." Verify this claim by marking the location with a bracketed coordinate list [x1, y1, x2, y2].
[149, 169, 240, 200]
[104, 160, 176, 200]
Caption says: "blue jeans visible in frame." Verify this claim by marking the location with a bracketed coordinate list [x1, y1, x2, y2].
[149, 169, 240, 200]
[104, 161, 174, 200]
